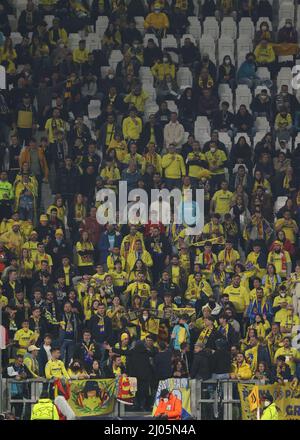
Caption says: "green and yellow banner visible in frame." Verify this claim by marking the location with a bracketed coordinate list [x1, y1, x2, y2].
[238, 383, 300, 420]
[68, 379, 117, 417]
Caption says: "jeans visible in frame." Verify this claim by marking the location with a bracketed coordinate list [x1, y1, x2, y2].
[164, 178, 182, 189]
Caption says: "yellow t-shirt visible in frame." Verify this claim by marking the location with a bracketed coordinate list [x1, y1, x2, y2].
[14, 329, 35, 355]
[212, 190, 233, 214]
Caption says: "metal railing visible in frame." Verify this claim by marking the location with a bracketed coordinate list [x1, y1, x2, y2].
[1, 378, 262, 420]
[190, 379, 262, 420]
[1, 378, 125, 419]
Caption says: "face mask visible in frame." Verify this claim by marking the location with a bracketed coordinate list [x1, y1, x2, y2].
[143, 316, 148, 321]
[133, 44, 138, 49]
[108, 74, 114, 79]
[210, 148, 216, 153]
[264, 400, 271, 408]
[163, 58, 168, 63]
[280, 293, 286, 297]
[225, 59, 230, 65]
[286, 23, 292, 28]
[59, 43, 64, 48]
[163, 398, 168, 402]
[154, 9, 160, 13]
[261, 26, 268, 31]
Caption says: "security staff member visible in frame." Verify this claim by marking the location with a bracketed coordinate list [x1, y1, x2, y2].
[154, 388, 182, 420]
[261, 392, 279, 420]
[31, 391, 59, 420]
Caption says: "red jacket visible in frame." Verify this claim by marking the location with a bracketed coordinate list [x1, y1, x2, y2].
[154, 393, 182, 420]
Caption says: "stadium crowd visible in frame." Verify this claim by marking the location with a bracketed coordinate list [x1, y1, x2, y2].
[1, 0, 300, 419]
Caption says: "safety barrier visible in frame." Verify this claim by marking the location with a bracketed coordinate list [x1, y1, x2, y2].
[1, 378, 264, 420]
[190, 379, 263, 420]
[0, 378, 126, 419]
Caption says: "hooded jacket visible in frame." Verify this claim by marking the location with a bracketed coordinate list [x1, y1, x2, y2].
[154, 393, 182, 420]
[31, 398, 60, 420]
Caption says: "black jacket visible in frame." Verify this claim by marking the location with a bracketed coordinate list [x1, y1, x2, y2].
[190, 350, 212, 380]
[210, 349, 231, 374]
[126, 342, 154, 381]
[88, 314, 113, 344]
[73, 340, 104, 368]
[153, 350, 173, 380]
[56, 165, 81, 196]
[139, 122, 164, 152]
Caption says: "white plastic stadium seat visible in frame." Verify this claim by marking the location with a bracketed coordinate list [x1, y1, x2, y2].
[279, 1, 295, 22]
[221, 17, 237, 39]
[237, 37, 253, 55]
[238, 17, 254, 39]
[109, 50, 123, 71]
[255, 117, 271, 132]
[88, 100, 101, 119]
[218, 132, 232, 153]
[203, 17, 220, 41]
[236, 85, 253, 111]
[218, 36, 235, 63]
[199, 35, 216, 64]
[161, 36, 178, 51]
[176, 67, 193, 88]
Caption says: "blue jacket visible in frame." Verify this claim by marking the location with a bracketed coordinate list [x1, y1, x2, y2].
[237, 61, 257, 81]
[171, 323, 190, 350]
[97, 231, 122, 264]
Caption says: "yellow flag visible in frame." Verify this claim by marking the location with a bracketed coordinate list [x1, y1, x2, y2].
[248, 385, 260, 411]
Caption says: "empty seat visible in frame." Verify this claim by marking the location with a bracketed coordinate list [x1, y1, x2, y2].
[236, 85, 253, 110]
[279, 1, 295, 22]
[239, 17, 255, 39]
[221, 17, 237, 39]
[255, 116, 271, 132]
[161, 35, 178, 50]
[88, 100, 101, 119]
[109, 50, 123, 70]
[237, 37, 253, 55]
[256, 67, 271, 80]
[218, 35, 234, 63]
[177, 67, 193, 88]
[199, 35, 216, 63]
[203, 17, 220, 41]
[188, 16, 202, 40]
[95, 16, 109, 37]
[86, 33, 101, 51]
[218, 132, 233, 152]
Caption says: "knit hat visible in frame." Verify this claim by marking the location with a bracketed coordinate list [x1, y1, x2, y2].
[40, 214, 48, 222]
[55, 229, 64, 237]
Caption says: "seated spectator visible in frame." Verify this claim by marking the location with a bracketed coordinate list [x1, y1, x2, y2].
[144, 3, 169, 38]
[278, 19, 298, 44]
